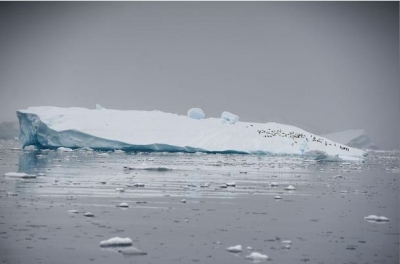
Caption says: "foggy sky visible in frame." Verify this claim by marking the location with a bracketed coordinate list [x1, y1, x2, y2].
[0, 2, 398, 149]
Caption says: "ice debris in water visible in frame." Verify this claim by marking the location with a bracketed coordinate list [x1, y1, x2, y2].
[245, 252, 269, 261]
[116, 188, 125, 192]
[281, 240, 292, 244]
[226, 182, 236, 187]
[129, 183, 145, 187]
[274, 196, 282, 200]
[57, 147, 73, 152]
[226, 245, 242, 253]
[221, 111, 239, 124]
[68, 209, 79, 214]
[84, 212, 94, 217]
[180, 199, 187, 203]
[100, 237, 133, 247]
[187, 108, 205, 120]
[124, 165, 172, 171]
[364, 215, 389, 222]
[270, 182, 279, 187]
[284, 185, 296, 191]
[117, 203, 129, 208]
[4, 172, 36, 179]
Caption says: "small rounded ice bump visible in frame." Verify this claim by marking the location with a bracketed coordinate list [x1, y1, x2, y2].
[180, 199, 187, 203]
[117, 203, 129, 208]
[245, 252, 269, 261]
[226, 182, 236, 187]
[116, 188, 125, 192]
[84, 212, 94, 217]
[270, 182, 278, 187]
[281, 240, 292, 244]
[68, 209, 79, 214]
[187, 108, 205, 120]
[274, 196, 282, 200]
[284, 185, 296, 191]
[100, 237, 133, 247]
[226, 245, 242, 253]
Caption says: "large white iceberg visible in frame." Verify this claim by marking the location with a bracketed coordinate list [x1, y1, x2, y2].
[16, 106, 365, 160]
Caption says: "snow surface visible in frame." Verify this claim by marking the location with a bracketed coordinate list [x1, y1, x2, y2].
[187, 108, 205, 119]
[323, 129, 377, 150]
[16, 106, 365, 160]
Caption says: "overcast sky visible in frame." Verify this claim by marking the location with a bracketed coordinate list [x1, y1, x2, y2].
[0, 2, 398, 149]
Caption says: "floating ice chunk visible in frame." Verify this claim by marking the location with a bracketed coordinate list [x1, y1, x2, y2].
[116, 188, 125, 192]
[114, 150, 125, 154]
[118, 246, 147, 255]
[100, 237, 133, 247]
[84, 212, 94, 217]
[274, 196, 282, 200]
[226, 182, 236, 187]
[364, 215, 389, 222]
[68, 209, 79, 214]
[96, 104, 106, 110]
[200, 183, 210, 188]
[97, 153, 109, 157]
[376, 216, 389, 222]
[221, 111, 239, 124]
[187, 108, 205, 120]
[284, 185, 296, 191]
[4, 172, 31, 178]
[124, 165, 172, 171]
[57, 147, 73, 152]
[226, 245, 242, 253]
[129, 183, 145, 187]
[180, 199, 187, 203]
[117, 202, 129, 208]
[281, 240, 292, 244]
[270, 182, 279, 187]
[219, 184, 228, 188]
[245, 252, 269, 261]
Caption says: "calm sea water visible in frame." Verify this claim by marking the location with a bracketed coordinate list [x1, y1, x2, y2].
[0, 147, 398, 264]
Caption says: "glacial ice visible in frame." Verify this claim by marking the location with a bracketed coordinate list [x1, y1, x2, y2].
[221, 111, 239, 124]
[187, 108, 205, 119]
[16, 106, 365, 161]
[100, 237, 133, 247]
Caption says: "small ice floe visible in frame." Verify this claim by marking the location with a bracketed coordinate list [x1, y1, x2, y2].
[117, 203, 129, 208]
[84, 212, 94, 217]
[4, 172, 36, 179]
[247, 246, 253, 250]
[37, 173, 45, 176]
[245, 252, 269, 262]
[364, 215, 389, 222]
[68, 209, 80, 214]
[332, 175, 343, 179]
[124, 165, 171, 171]
[219, 184, 228, 189]
[284, 185, 295, 191]
[116, 188, 125, 192]
[118, 246, 147, 255]
[274, 196, 282, 200]
[239, 171, 248, 174]
[200, 183, 210, 188]
[180, 199, 187, 203]
[226, 245, 242, 253]
[100, 237, 133, 247]
[281, 240, 292, 245]
[57, 147, 73, 152]
[270, 182, 279, 187]
[226, 182, 236, 187]
[129, 183, 145, 188]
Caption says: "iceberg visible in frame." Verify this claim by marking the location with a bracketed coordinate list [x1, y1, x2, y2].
[16, 106, 365, 160]
[323, 129, 378, 150]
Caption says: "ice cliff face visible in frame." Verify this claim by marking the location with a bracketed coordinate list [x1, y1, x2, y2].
[323, 130, 378, 150]
[17, 106, 365, 160]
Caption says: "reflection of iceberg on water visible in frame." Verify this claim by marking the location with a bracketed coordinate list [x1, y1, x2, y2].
[17, 106, 364, 161]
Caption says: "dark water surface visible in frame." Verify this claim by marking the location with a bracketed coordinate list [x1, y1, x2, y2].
[0, 148, 398, 264]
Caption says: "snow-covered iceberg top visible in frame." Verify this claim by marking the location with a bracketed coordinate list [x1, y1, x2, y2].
[16, 106, 365, 161]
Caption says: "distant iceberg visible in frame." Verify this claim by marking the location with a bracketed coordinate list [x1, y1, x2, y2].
[16, 106, 365, 160]
[323, 129, 378, 150]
